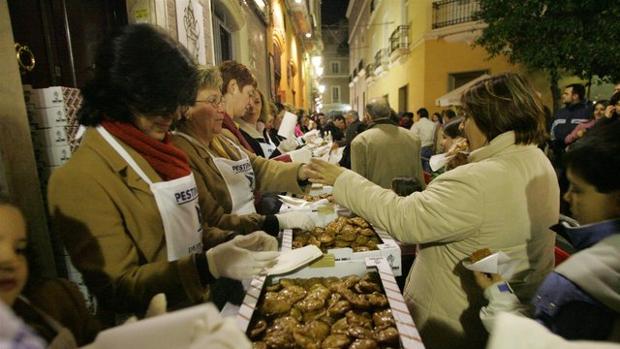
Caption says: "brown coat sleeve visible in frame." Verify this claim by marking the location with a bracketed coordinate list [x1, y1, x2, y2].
[48, 158, 207, 315]
[173, 135, 267, 235]
[247, 150, 306, 195]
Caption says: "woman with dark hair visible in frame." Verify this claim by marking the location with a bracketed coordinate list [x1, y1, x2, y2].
[476, 119, 620, 342]
[605, 91, 620, 120]
[306, 73, 559, 349]
[47, 24, 278, 322]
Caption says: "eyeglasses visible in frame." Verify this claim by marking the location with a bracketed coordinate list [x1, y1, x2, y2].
[195, 95, 224, 107]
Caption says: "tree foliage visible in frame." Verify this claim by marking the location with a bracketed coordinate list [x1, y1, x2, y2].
[474, 0, 620, 108]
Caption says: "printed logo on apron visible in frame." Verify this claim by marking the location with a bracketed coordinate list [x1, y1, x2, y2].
[97, 127, 203, 261]
[175, 132, 257, 215]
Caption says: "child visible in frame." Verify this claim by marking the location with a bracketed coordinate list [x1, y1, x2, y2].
[475, 119, 620, 341]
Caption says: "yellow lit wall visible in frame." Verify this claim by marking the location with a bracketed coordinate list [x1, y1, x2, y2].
[361, 0, 552, 115]
[269, 0, 306, 109]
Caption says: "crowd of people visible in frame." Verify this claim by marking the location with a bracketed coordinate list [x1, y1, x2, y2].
[1, 23, 618, 349]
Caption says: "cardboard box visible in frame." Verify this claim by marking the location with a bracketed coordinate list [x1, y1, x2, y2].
[30, 86, 63, 108]
[281, 226, 402, 276]
[28, 106, 68, 129]
[32, 127, 69, 148]
[237, 258, 424, 348]
[36, 145, 71, 167]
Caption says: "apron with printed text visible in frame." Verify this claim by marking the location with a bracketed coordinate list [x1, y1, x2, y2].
[98, 127, 203, 261]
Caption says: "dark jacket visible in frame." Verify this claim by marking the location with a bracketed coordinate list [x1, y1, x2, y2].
[322, 122, 345, 142]
[550, 101, 592, 151]
[534, 219, 620, 340]
[338, 120, 366, 169]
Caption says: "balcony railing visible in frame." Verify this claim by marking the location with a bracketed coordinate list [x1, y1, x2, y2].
[432, 0, 480, 29]
[365, 63, 376, 78]
[374, 49, 384, 67]
[390, 25, 409, 54]
[357, 59, 364, 73]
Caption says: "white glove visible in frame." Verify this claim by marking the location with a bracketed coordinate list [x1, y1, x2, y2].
[278, 138, 299, 153]
[206, 232, 279, 280]
[233, 231, 278, 251]
[190, 307, 251, 349]
[276, 211, 316, 231]
[144, 293, 167, 318]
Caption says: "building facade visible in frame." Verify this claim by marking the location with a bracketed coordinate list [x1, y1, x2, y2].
[267, 0, 322, 111]
[320, 22, 350, 115]
[346, 0, 553, 115]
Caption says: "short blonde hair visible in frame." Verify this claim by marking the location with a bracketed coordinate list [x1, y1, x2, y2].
[461, 73, 546, 145]
[196, 65, 223, 91]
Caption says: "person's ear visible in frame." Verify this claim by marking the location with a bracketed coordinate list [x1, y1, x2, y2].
[226, 79, 238, 95]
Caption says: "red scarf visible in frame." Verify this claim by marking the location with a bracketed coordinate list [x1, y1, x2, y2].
[222, 113, 255, 153]
[101, 119, 191, 181]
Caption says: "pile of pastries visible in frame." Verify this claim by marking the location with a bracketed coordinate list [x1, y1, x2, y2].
[249, 274, 401, 349]
[293, 217, 381, 253]
[302, 193, 334, 202]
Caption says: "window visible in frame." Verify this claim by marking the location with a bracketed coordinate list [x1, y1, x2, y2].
[213, 13, 233, 64]
[448, 70, 488, 90]
[398, 84, 408, 113]
[332, 86, 341, 102]
[331, 62, 340, 74]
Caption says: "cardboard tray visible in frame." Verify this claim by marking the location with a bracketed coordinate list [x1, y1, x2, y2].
[281, 226, 402, 276]
[236, 258, 424, 348]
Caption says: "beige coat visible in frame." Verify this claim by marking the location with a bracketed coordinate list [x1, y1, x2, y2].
[333, 132, 559, 349]
[172, 133, 304, 234]
[351, 123, 425, 189]
[48, 128, 218, 318]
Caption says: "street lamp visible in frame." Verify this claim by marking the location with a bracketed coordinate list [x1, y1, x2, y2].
[318, 84, 326, 94]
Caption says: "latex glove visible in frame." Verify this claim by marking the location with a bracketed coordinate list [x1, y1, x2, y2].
[121, 293, 167, 325]
[278, 138, 299, 153]
[276, 211, 316, 231]
[206, 234, 279, 280]
[190, 309, 251, 349]
[233, 231, 278, 251]
[144, 293, 167, 318]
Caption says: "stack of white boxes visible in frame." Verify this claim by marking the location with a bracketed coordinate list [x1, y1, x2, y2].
[23, 86, 95, 313]
[24, 85, 82, 188]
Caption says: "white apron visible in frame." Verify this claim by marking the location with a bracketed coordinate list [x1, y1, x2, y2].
[97, 126, 203, 261]
[176, 132, 257, 215]
[258, 133, 277, 158]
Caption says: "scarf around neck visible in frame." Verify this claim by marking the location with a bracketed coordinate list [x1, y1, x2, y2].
[101, 119, 191, 181]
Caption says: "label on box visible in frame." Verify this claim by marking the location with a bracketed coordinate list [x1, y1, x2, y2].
[32, 127, 69, 148]
[29, 106, 68, 129]
[37, 145, 71, 166]
[31, 86, 64, 108]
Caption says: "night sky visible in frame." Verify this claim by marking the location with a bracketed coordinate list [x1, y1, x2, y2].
[321, 0, 349, 25]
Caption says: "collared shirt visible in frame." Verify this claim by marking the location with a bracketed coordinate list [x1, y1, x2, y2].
[410, 117, 436, 147]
